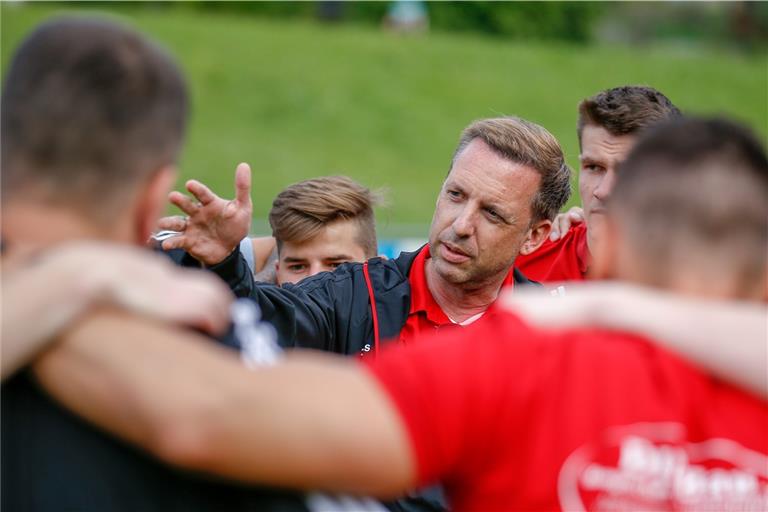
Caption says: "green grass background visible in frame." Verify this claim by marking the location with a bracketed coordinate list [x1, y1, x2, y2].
[3, 3, 766, 236]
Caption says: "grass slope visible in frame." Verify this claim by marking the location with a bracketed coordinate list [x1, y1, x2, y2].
[3, 4, 766, 234]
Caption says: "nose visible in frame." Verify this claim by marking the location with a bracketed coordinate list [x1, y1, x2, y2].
[594, 168, 616, 201]
[309, 262, 325, 277]
[451, 206, 476, 238]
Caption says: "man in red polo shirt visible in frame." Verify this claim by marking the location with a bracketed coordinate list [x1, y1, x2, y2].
[516, 86, 681, 283]
[32, 118, 768, 511]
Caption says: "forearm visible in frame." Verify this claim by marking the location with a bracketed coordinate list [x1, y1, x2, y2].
[2, 262, 98, 379]
[33, 312, 414, 495]
[597, 287, 767, 398]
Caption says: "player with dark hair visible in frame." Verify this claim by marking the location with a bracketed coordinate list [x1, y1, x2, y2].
[0, 16, 373, 512]
[517, 85, 682, 283]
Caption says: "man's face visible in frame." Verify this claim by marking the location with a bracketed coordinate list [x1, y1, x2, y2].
[579, 124, 637, 251]
[276, 218, 368, 285]
[428, 138, 544, 288]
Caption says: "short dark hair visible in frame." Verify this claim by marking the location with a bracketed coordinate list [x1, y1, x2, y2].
[452, 117, 571, 223]
[1, 17, 188, 218]
[269, 176, 380, 258]
[577, 86, 681, 146]
[611, 117, 768, 296]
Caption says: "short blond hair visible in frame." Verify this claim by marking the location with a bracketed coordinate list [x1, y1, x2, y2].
[269, 176, 380, 258]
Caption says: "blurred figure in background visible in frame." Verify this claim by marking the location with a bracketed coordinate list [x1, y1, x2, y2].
[383, 0, 429, 34]
[517, 85, 681, 283]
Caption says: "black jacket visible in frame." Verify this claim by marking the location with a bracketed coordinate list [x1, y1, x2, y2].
[167, 246, 539, 512]
[1, 351, 309, 512]
[193, 245, 540, 356]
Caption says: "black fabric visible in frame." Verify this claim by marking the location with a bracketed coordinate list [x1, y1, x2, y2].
[202, 245, 540, 356]
[168, 248, 447, 512]
[173, 245, 540, 512]
[1, 340, 308, 512]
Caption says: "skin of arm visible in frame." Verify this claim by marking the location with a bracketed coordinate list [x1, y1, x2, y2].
[1, 243, 232, 380]
[502, 282, 768, 398]
[32, 311, 416, 496]
[251, 236, 277, 273]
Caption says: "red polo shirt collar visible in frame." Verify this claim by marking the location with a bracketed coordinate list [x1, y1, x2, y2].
[403, 245, 516, 339]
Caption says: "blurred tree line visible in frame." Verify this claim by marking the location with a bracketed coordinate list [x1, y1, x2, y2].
[186, 1, 766, 50]
[65, 1, 768, 50]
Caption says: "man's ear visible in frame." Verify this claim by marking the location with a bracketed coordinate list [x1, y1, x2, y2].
[134, 165, 178, 245]
[518, 219, 552, 256]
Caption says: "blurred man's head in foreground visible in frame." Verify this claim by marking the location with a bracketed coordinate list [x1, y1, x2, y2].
[577, 86, 681, 251]
[268, 175, 379, 284]
[592, 117, 767, 301]
[1, 16, 188, 245]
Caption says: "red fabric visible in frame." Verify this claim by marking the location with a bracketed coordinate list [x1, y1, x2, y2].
[515, 223, 590, 283]
[365, 311, 768, 512]
[398, 245, 515, 345]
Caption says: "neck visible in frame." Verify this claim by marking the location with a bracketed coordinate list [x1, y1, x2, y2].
[2, 203, 133, 253]
[424, 259, 506, 323]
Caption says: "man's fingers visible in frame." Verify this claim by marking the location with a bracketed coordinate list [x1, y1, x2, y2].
[186, 180, 218, 206]
[234, 163, 252, 207]
[168, 191, 200, 216]
[157, 216, 187, 232]
[161, 235, 190, 252]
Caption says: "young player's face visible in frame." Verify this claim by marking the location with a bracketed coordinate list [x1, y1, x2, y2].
[579, 125, 637, 252]
[428, 138, 543, 288]
[276, 218, 368, 285]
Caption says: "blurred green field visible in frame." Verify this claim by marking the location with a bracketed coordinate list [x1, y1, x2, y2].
[3, 3, 766, 235]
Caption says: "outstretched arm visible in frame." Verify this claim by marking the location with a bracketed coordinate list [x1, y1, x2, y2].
[502, 282, 768, 398]
[33, 312, 415, 496]
[1, 243, 232, 380]
[159, 163, 253, 266]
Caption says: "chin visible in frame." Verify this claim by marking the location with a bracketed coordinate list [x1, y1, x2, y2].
[434, 260, 471, 284]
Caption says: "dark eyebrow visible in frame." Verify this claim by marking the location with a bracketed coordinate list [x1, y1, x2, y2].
[281, 257, 309, 264]
[323, 255, 355, 262]
[579, 155, 603, 165]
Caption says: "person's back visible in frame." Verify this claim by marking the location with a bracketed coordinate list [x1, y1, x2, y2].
[369, 311, 768, 511]
[367, 117, 768, 510]
[2, 371, 307, 511]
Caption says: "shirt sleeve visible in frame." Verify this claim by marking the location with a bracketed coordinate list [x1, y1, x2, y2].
[363, 312, 541, 487]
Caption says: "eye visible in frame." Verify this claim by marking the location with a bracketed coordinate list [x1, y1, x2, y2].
[582, 163, 604, 173]
[446, 189, 462, 200]
[287, 264, 308, 273]
[329, 261, 343, 269]
[484, 208, 502, 222]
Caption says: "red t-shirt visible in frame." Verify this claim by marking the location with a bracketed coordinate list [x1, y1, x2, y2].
[515, 223, 590, 283]
[365, 312, 768, 512]
[398, 245, 515, 345]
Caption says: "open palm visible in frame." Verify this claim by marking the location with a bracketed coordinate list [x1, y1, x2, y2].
[158, 163, 252, 265]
